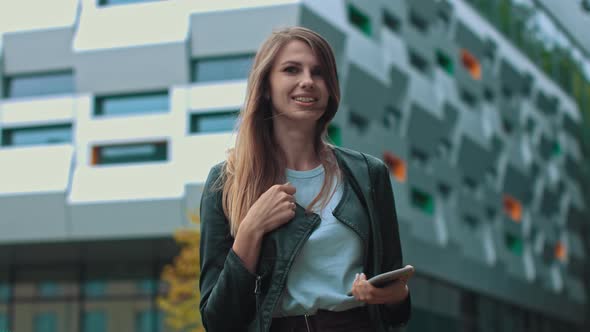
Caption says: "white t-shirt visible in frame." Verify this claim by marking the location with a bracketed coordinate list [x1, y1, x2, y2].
[273, 164, 365, 316]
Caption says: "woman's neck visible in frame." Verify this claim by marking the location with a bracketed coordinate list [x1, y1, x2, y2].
[273, 125, 320, 171]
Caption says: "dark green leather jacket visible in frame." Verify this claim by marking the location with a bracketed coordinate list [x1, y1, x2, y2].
[199, 146, 411, 332]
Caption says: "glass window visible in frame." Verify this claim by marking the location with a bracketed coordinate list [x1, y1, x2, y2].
[137, 279, 156, 295]
[95, 92, 169, 117]
[0, 283, 9, 302]
[348, 4, 371, 36]
[383, 11, 400, 33]
[436, 50, 454, 75]
[34, 312, 57, 332]
[84, 310, 107, 332]
[189, 110, 238, 133]
[192, 55, 253, 83]
[0, 313, 7, 330]
[1, 123, 72, 147]
[92, 141, 167, 165]
[505, 233, 523, 256]
[135, 310, 164, 332]
[38, 282, 60, 298]
[5, 71, 74, 98]
[411, 188, 435, 215]
[84, 280, 106, 298]
[98, 0, 161, 6]
[348, 111, 368, 133]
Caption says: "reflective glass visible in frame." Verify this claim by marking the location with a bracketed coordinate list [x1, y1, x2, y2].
[95, 142, 167, 165]
[38, 282, 60, 298]
[0, 283, 9, 302]
[6, 72, 74, 98]
[99, 0, 160, 5]
[0, 314, 7, 330]
[1, 124, 72, 146]
[192, 55, 253, 82]
[137, 279, 158, 295]
[34, 312, 57, 332]
[135, 310, 164, 332]
[84, 280, 107, 298]
[189, 111, 238, 133]
[84, 311, 107, 332]
[95, 92, 169, 117]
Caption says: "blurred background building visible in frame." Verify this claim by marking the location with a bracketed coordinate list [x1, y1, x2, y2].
[0, 0, 588, 331]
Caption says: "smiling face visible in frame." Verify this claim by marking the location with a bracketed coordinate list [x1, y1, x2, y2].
[267, 39, 330, 127]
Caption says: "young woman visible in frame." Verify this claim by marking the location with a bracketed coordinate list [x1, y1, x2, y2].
[199, 26, 411, 332]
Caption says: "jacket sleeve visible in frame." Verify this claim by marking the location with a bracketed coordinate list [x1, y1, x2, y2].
[373, 160, 412, 327]
[199, 164, 257, 331]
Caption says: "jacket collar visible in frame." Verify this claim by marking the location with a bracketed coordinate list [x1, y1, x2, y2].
[260, 147, 372, 263]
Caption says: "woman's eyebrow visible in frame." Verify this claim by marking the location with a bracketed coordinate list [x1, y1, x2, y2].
[279, 60, 302, 66]
[279, 61, 322, 71]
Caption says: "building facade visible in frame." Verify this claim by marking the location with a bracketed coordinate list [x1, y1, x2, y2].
[0, 0, 588, 331]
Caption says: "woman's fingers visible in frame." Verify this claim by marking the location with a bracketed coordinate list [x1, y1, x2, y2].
[351, 273, 409, 304]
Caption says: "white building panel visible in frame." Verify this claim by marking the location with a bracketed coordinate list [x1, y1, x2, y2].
[0, 144, 73, 195]
[0, 95, 76, 127]
[188, 81, 246, 111]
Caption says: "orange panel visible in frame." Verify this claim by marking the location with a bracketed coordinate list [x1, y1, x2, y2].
[461, 49, 482, 80]
[555, 242, 567, 261]
[383, 151, 407, 182]
[91, 146, 100, 165]
[503, 195, 522, 222]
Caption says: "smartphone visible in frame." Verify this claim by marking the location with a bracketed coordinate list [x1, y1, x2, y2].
[347, 265, 414, 296]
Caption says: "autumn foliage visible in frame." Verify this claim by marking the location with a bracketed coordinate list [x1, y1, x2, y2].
[157, 209, 203, 332]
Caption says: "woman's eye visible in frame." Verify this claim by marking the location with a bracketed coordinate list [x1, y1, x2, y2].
[284, 66, 299, 73]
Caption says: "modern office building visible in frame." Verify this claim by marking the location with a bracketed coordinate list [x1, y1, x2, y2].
[0, 0, 588, 331]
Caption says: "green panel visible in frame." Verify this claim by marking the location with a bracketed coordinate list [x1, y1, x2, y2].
[347, 4, 371, 36]
[327, 124, 341, 146]
[552, 142, 561, 157]
[436, 50, 454, 75]
[505, 233, 523, 256]
[97, 142, 167, 165]
[411, 188, 435, 215]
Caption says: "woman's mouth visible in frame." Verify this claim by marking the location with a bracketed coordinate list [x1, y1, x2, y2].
[292, 96, 318, 106]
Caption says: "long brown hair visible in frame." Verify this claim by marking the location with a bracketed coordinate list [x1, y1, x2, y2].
[218, 26, 341, 236]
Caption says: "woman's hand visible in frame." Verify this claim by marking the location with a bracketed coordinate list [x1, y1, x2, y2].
[240, 182, 297, 235]
[232, 183, 297, 273]
[350, 273, 409, 305]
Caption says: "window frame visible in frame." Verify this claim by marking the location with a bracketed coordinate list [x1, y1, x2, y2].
[188, 109, 240, 134]
[93, 90, 170, 118]
[191, 54, 254, 83]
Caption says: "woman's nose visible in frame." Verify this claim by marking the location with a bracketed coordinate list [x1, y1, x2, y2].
[299, 72, 314, 89]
